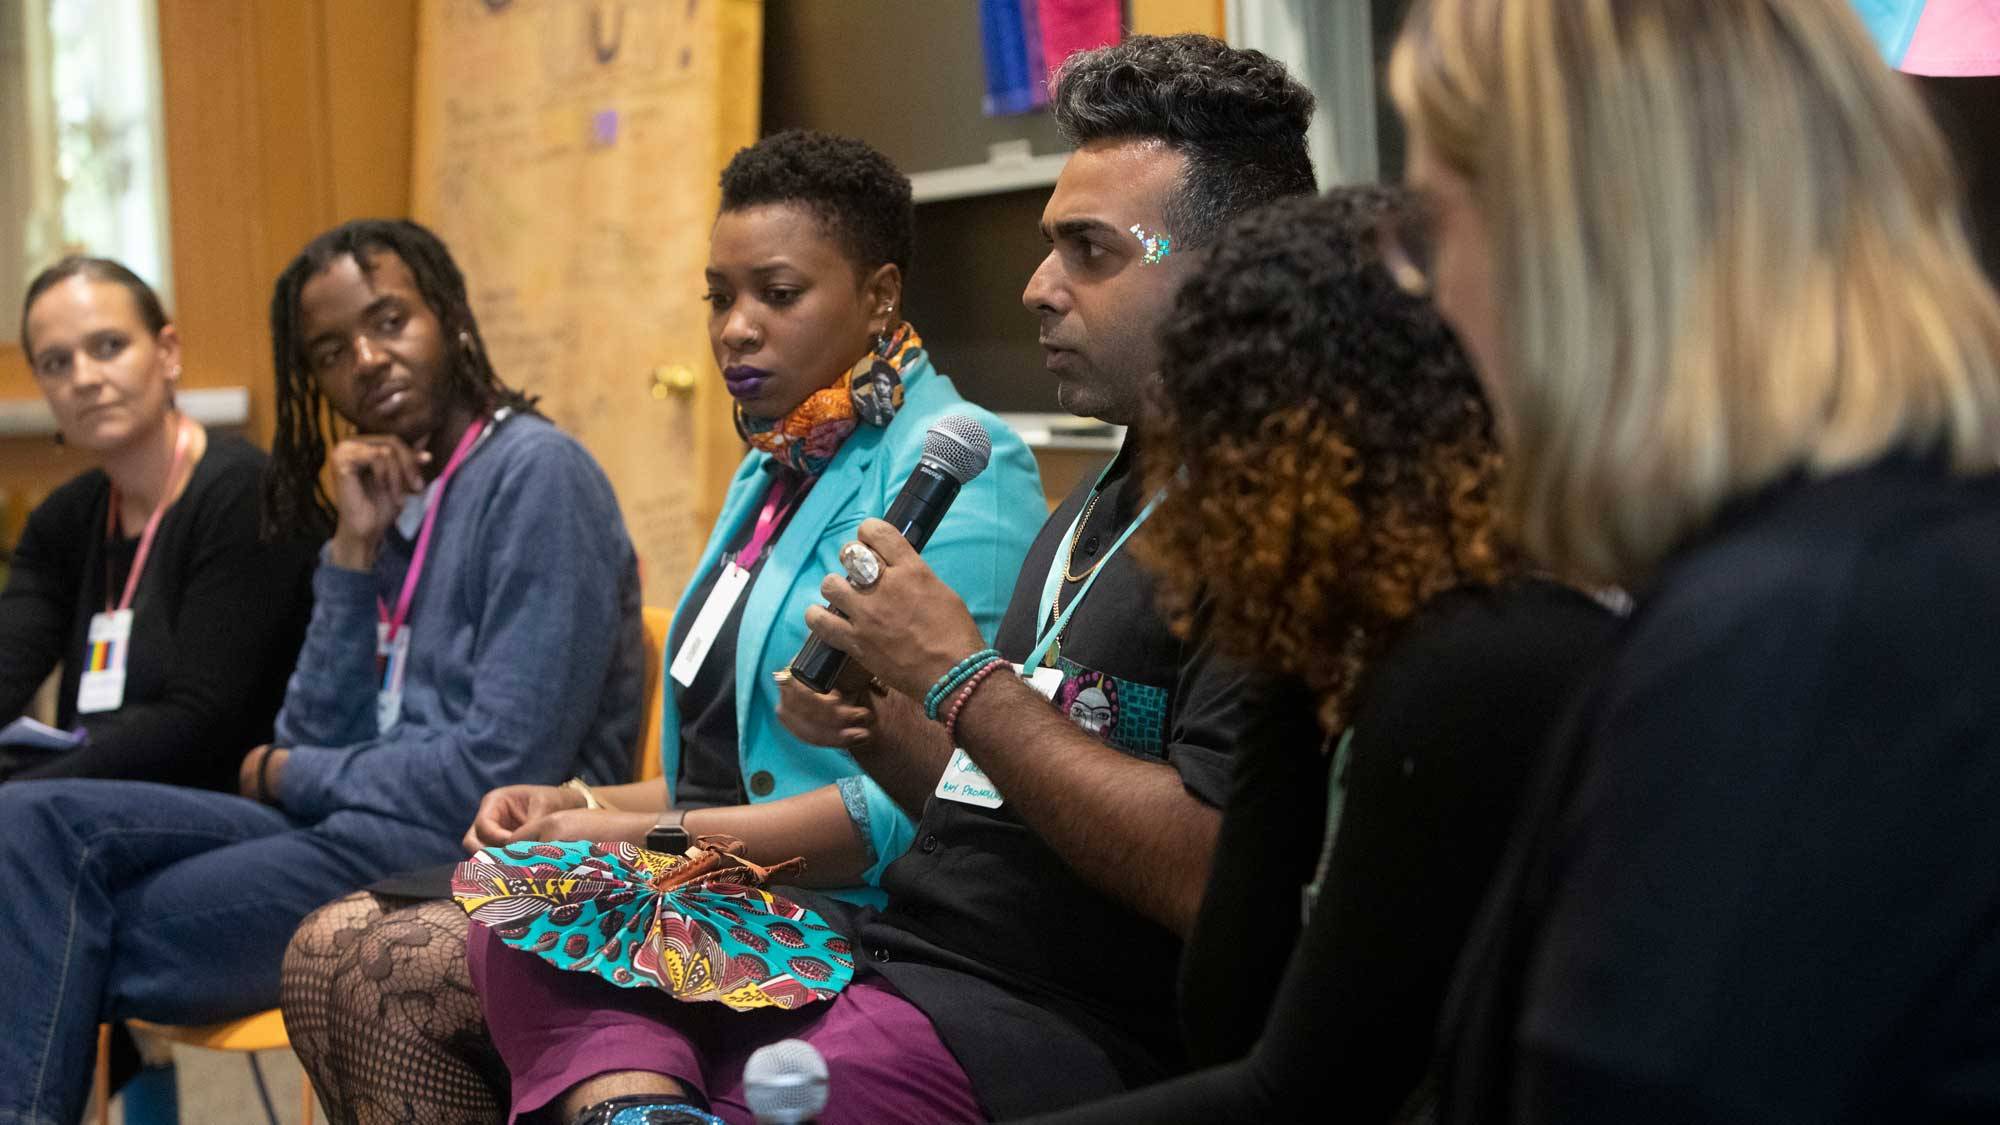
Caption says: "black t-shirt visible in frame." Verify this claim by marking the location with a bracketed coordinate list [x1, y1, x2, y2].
[0, 434, 320, 790]
[1009, 580, 1617, 1124]
[842, 445, 1259, 1119]
[667, 465, 808, 809]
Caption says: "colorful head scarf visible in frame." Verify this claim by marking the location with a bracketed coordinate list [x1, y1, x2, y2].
[734, 324, 924, 477]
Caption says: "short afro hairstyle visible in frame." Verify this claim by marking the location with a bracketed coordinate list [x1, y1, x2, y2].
[718, 129, 915, 279]
[1051, 34, 1317, 249]
[1138, 187, 1512, 732]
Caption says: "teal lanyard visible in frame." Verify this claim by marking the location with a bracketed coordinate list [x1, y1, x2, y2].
[1024, 460, 1167, 671]
[1301, 727, 1357, 925]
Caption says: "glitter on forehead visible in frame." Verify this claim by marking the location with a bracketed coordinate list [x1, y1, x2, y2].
[1129, 223, 1174, 266]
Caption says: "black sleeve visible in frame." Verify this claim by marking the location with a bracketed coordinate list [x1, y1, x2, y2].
[11, 458, 318, 786]
[1163, 600, 1267, 807]
[0, 485, 87, 722]
[1013, 584, 1616, 1125]
[1177, 676, 1329, 1066]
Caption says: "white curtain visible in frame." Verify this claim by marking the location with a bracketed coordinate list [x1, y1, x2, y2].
[1225, 0, 1379, 187]
[0, 0, 172, 315]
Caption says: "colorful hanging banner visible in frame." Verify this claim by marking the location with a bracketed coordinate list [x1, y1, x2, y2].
[1854, 0, 2000, 75]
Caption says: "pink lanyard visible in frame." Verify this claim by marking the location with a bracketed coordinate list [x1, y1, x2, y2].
[103, 418, 192, 613]
[377, 417, 490, 642]
[733, 473, 810, 571]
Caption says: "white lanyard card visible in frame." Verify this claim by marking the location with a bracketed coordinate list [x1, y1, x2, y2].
[76, 609, 135, 714]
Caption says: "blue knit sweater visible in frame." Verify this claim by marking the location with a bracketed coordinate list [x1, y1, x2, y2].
[274, 413, 643, 840]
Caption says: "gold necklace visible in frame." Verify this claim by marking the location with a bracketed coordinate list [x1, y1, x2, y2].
[1051, 488, 1109, 628]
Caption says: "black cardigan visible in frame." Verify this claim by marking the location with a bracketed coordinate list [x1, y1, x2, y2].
[1013, 579, 1615, 1123]
[0, 435, 319, 791]
[1441, 457, 2000, 1124]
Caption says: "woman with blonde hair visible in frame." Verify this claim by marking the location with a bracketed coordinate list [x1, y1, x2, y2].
[1385, 0, 2000, 1120]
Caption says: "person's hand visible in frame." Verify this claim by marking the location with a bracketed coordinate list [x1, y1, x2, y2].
[807, 519, 988, 699]
[511, 808, 657, 848]
[463, 783, 584, 852]
[776, 672, 878, 751]
[327, 435, 429, 570]
[238, 744, 289, 803]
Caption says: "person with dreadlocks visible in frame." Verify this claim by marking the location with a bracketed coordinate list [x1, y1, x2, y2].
[0, 218, 644, 1122]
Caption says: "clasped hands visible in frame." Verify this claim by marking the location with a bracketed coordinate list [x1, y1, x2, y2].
[461, 783, 655, 853]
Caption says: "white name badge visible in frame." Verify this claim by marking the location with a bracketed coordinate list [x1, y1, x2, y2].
[934, 664, 1063, 808]
[670, 562, 752, 689]
[76, 609, 135, 714]
[377, 623, 412, 733]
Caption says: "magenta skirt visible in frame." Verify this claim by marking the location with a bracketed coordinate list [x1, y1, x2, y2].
[467, 921, 984, 1123]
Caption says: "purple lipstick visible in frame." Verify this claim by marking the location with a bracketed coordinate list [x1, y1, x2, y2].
[723, 365, 773, 400]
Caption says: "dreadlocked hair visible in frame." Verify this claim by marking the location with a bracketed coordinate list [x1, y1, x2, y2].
[1137, 187, 1515, 734]
[262, 218, 537, 539]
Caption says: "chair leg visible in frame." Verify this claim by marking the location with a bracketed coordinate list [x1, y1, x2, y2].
[93, 1023, 112, 1125]
[301, 1072, 315, 1124]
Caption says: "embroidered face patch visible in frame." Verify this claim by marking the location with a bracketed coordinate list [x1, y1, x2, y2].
[1057, 669, 1120, 738]
[1129, 223, 1174, 265]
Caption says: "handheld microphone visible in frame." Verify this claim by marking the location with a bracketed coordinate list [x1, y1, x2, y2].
[788, 415, 993, 693]
[743, 1038, 829, 1124]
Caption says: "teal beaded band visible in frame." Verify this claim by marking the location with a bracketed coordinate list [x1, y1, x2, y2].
[925, 648, 1002, 721]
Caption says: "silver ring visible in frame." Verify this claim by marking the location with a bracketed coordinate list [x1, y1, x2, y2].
[840, 541, 883, 589]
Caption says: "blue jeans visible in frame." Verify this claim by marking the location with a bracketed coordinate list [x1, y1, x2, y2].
[0, 779, 460, 1125]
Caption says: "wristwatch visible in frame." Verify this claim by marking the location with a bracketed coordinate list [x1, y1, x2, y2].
[646, 808, 692, 855]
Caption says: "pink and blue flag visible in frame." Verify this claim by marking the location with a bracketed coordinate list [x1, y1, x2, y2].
[1854, 0, 2000, 75]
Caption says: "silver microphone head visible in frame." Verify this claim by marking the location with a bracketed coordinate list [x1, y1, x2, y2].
[743, 1038, 830, 1124]
[919, 415, 992, 485]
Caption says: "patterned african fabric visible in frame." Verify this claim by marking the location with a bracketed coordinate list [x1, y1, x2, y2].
[733, 323, 922, 476]
[453, 839, 852, 1011]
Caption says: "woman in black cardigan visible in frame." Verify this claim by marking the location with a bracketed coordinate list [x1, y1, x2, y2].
[1387, 0, 2000, 1119]
[0, 257, 317, 790]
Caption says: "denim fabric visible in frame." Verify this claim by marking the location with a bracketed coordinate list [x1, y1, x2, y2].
[0, 779, 465, 1124]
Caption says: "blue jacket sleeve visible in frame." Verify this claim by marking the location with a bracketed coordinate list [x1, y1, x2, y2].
[840, 421, 1045, 886]
[276, 439, 633, 832]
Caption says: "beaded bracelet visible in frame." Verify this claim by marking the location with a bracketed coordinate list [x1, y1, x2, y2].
[943, 657, 1009, 744]
[924, 647, 1002, 720]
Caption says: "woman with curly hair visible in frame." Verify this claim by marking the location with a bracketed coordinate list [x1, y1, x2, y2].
[1012, 187, 1616, 1123]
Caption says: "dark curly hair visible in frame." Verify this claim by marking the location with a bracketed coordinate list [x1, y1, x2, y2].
[1139, 187, 1513, 732]
[1050, 34, 1317, 249]
[263, 219, 537, 539]
[719, 129, 914, 278]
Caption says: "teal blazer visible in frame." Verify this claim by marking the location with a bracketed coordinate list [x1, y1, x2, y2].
[660, 356, 1044, 903]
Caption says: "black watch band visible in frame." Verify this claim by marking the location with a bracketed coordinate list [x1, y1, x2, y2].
[646, 808, 692, 855]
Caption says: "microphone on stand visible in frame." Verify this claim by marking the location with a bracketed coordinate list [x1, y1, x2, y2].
[788, 415, 994, 693]
[744, 1038, 830, 1124]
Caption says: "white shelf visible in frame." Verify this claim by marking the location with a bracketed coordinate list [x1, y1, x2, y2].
[909, 152, 1070, 204]
[997, 412, 1123, 452]
[0, 386, 251, 437]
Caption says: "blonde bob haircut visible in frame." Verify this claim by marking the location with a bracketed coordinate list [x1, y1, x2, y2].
[1390, 0, 2000, 583]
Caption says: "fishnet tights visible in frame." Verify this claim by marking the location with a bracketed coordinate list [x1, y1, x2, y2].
[281, 891, 509, 1124]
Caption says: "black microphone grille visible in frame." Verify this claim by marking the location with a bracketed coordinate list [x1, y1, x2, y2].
[919, 415, 992, 484]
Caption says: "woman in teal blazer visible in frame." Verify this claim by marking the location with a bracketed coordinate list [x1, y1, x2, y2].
[664, 344, 1041, 900]
[279, 132, 1041, 1119]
